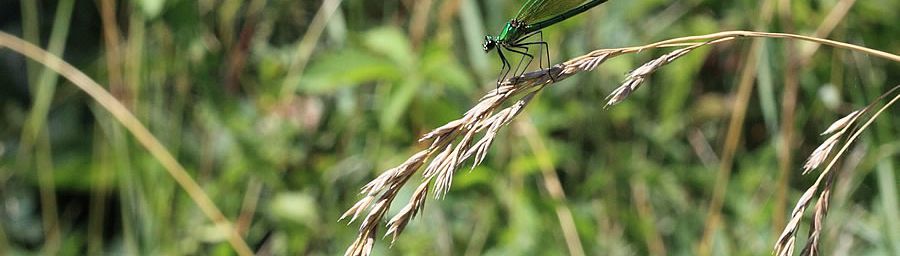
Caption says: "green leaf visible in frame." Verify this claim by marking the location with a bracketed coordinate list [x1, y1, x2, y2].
[300, 49, 401, 93]
[270, 192, 319, 227]
[363, 27, 414, 68]
[380, 78, 420, 132]
[423, 47, 476, 92]
[138, 0, 166, 18]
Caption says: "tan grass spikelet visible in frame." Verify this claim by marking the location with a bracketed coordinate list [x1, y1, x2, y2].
[775, 86, 900, 256]
[338, 30, 900, 256]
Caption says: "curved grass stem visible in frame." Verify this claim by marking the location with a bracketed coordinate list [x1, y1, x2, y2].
[0, 31, 254, 256]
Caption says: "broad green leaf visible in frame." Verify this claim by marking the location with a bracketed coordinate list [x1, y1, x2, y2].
[270, 192, 318, 227]
[300, 49, 401, 93]
[380, 78, 420, 132]
[423, 47, 476, 92]
[138, 0, 166, 18]
[363, 27, 414, 68]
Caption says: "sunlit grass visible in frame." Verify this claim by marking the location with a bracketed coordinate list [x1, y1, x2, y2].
[0, 0, 897, 255]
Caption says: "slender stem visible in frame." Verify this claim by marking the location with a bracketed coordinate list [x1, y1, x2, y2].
[519, 121, 586, 256]
[0, 31, 255, 256]
[627, 31, 900, 62]
[279, 0, 344, 97]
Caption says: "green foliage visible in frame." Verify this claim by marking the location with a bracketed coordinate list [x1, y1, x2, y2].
[0, 0, 898, 255]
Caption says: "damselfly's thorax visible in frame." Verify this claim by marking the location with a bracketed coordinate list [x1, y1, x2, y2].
[497, 20, 528, 44]
[484, 20, 531, 52]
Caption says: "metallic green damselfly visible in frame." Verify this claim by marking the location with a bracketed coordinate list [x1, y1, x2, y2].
[484, 0, 610, 84]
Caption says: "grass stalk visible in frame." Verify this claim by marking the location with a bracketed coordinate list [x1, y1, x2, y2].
[98, 0, 126, 101]
[279, 0, 344, 98]
[341, 29, 900, 256]
[876, 161, 900, 256]
[775, 0, 856, 236]
[776, 85, 900, 255]
[88, 128, 112, 255]
[16, 1, 76, 254]
[696, 35, 760, 255]
[518, 121, 586, 256]
[0, 31, 254, 256]
[36, 129, 59, 255]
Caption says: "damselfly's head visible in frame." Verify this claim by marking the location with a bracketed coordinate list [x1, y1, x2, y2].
[483, 36, 496, 52]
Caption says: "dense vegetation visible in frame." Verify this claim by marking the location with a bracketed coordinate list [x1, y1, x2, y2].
[1, 0, 897, 255]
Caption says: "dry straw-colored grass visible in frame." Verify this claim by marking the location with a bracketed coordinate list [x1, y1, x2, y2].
[775, 85, 900, 256]
[341, 30, 900, 256]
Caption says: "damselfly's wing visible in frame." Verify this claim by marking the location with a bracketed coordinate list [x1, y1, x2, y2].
[513, 0, 591, 24]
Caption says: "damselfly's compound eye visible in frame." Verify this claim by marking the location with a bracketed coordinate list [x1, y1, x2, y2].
[483, 36, 496, 52]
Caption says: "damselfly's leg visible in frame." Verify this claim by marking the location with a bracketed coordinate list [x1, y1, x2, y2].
[515, 31, 555, 81]
[509, 44, 534, 79]
[505, 46, 534, 82]
[496, 48, 511, 88]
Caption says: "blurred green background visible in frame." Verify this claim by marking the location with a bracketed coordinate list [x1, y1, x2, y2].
[1, 0, 898, 255]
